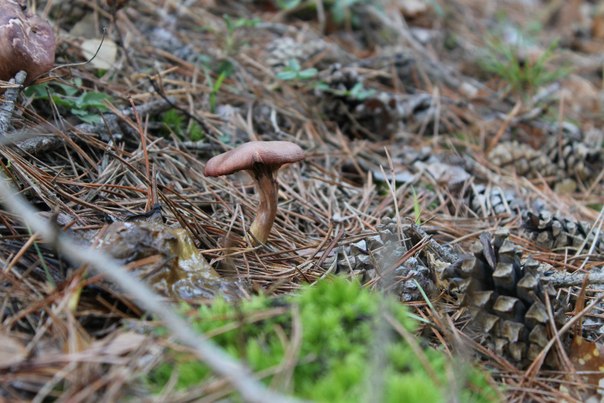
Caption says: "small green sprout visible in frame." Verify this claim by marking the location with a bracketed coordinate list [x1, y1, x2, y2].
[412, 188, 422, 225]
[276, 59, 318, 81]
[481, 38, 571, 97]
[209, 70, 228, 113]
[315, 81, 376, 101]
[198, 56, 234, 114]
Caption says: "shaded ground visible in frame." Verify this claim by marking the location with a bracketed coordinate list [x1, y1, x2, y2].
[1, 0, 604, 401]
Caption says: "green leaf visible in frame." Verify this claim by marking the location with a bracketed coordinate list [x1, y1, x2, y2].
[276, 0, 301, 10]
[57, 83, 79, 97]
[315, 81, 331, 91]
[71, 109, 102, 124]
[287, 59, 301, 71]
[276, 70, 299, 81]
[298, 68, 318, 79]
[53, 96, 79, 109]
[75, 92, 110, 110]
[24, 83, 50, 99]
[348, 82, 375, 100]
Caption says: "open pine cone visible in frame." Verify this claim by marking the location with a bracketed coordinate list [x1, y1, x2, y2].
[523, 209, 604, 256]
[443, 230, 568, 367]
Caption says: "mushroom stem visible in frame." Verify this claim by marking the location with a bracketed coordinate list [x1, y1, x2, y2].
[248, 164, 278, 244]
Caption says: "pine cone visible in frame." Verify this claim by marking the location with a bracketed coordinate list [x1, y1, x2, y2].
[315, 64, 392, 138]
[466, 184, 526, 219]
[442, 230, 568, 367]
[523, 210, 604, 256]
[315, 64, 437, 139]
[326, 220, 439, 301]
[544, 127, 603, 185]
[488, 141, 559, 180]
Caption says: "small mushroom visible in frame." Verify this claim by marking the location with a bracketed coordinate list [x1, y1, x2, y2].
[204, 141, 305, 244]
[0, 0, 56, 83]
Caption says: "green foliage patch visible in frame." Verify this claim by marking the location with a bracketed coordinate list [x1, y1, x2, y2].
[25, 78, 112, 124]
[160, 109, 205, 141]
[276, 0, 368, 27]
[146, 278, 498, 402]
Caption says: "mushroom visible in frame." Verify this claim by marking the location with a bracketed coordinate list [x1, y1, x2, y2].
[0, 0, 56, 83]
[204, 141, 305, 244]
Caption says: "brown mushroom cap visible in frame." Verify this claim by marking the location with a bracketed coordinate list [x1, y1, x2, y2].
[204, 141, 305, 177]
[0, 0, 56, 83]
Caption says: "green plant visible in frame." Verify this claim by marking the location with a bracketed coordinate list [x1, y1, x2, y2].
[412, 188, 422, 225]
[276, 59, 318, 81]
[316, 80, 376, 101]
[481, 38, 570, 97]
[24, 78, 111, 124]
[276, 0, 302, 9]
[329, 0, 365, 25]
[145, 277, 498, 402]
[209, 69, 228, 113]
[222, 14, 261, 54]
[160, 109, 205, 141]
[197, 56, 235, 114]
[276, 0, 368, 27]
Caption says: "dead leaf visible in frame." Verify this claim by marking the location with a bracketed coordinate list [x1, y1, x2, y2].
[69, 13, 98, 40]
[81, 39, 118, 70]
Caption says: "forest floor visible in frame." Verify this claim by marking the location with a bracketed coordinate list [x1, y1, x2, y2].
[1, 0, 604, 401]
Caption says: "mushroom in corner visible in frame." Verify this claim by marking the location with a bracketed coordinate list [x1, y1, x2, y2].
[0, 0, 56, 83]
[204, 141, 305, 245]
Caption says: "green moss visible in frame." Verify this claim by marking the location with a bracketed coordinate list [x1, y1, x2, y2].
[145, 277, 498, 401]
